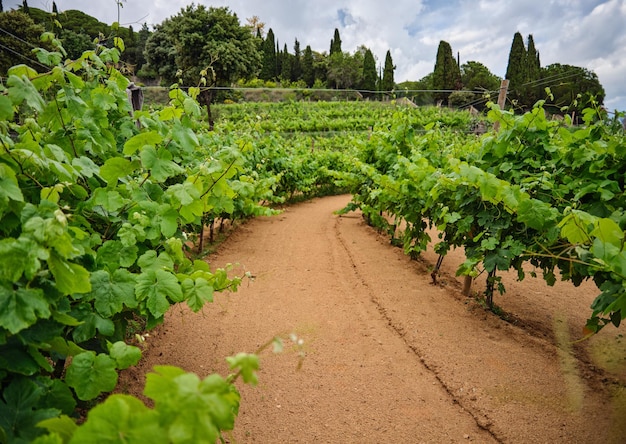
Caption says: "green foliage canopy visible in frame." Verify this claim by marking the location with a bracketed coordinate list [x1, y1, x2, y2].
[144, 5, 260, 87]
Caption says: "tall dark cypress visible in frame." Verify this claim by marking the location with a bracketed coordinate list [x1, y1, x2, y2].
[361, 48, 378, 95]
[302, 45, 315, 87]
[259, 28, 276, 80]
[505, 32, 527, 106]
[329, 28, 342, 55]
[432, 40, 460, 103]
[292, 38, 302, 82]
[524, 34, 541, 105]
[381, 50, 395, 93]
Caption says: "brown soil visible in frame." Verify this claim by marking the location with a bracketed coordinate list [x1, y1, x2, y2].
[123, 194, 626, 443]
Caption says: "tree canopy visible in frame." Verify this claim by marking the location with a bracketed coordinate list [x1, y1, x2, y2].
[145, 5, 260, 88]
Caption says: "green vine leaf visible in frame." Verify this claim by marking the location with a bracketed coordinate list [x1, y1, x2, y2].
[0, 286, 50, 334]
[136, 270, 184, 318]
[88, 270, 138, 318]
[66, 352, 118, 401]
[140, 147, 185, 182]
[108, 341, 142, 370]
[48, 253, 91, 295]
[123, 131, 163, 156]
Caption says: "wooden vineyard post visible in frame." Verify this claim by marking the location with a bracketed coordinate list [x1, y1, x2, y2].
[463, 79, 509, 297]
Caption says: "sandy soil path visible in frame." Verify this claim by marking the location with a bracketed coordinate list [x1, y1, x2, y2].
[126, 194, 625, 443]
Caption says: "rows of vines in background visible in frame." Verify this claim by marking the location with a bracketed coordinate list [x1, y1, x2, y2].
[341, 100, 626, 333]
[0, 36, 280, 442]
[212, 101, 478, 203]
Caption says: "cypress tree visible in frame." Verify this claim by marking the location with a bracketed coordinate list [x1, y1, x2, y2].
[302, 45, 314, 87]
[524, 34, 541, 105]
[280, 43, 292, 83]
[505, 32, 527, 106]
[432, 40, 460, 103]
[381, 50, 395, 93]
[276, 40, 282, 78]
[260, 28, 276, 80]
[1, 1, 3, 13]
[361, 48, 377, 96]
[330, 28, 342, 55]
[52, 1, 58, 14]
[292, 38, 302, 82]
[22, 0, 29, 14]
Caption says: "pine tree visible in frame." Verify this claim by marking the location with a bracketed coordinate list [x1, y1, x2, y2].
[381, 50, 395, 94]
[505, 32, 527, 106]
[329, 28, 342, 55]
[432, 41, 460, 103]
[361, 48, 378, 96]
[260, 28, 276, 80]
[302, 45, 314, 87]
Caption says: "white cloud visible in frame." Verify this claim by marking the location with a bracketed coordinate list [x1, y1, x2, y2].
[3, 0, 625, 110]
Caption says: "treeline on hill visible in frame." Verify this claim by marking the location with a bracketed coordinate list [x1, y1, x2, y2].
[0, 1, 605, 115]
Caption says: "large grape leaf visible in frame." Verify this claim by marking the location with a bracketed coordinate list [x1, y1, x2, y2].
[0, 378, 60, 443]
[88, 270, 138, 317]
[0, 287, 50, 334]
[65, 352, 117, 401]
[141, 147, 185, 182]
[123, 131, 163, 156]
[69, 395, 164, 444]
[182, 278, 214, 312]
[136, 270, 183, 318]
[108, 341, 142, 370]
[48, 254, 91, 295]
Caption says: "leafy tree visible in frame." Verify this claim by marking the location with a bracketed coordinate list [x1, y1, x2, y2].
[330, 28, 341, 55]
[461, 61, 500, 92]
[459, 61, 501, 110]
[432, 41, 460, 103]
[144, 5, 260, 126]
[327, 51, 361, 89]
[0, 9, 47, 75]
[361, 48, 378, 96]
[381, 50, 395, 94]
[313, 50, 329, 86]
[302, 45, 315, 87]
[57, 9, 109, 39]
[259, 28, 276, 80]
[541, 63, 605, 117]
[59, 29, 93, 59]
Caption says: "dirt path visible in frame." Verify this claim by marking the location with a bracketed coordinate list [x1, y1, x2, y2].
[126, 195, 625, 443]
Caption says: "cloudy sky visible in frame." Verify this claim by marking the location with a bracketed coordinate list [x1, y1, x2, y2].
[5, 0, 626, 110]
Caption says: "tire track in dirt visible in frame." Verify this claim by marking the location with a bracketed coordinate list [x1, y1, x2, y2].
[332, 215, 503, 443]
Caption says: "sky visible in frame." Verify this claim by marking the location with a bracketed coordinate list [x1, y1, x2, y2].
[4, 0, 626, 111]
